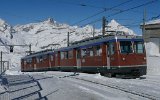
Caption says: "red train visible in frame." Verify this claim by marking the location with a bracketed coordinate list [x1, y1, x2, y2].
[21, 34, 147, 77]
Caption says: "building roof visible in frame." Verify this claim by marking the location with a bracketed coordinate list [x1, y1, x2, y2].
[140, 19, 160, 29]
[145, 19, 160, 25]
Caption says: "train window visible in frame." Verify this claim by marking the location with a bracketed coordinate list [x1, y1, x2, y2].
[134, 41, 144, 53]
[77, 49, 81, 58]
[39, 56, 43, 62]
[109, 42, 114, 55]
[50, 55, 54, 61]
[120, 41, 133, 54]
[42, 55, 47, 60]
[81, 49, 87, 57]
[55, 53, 58, 57]
[24, 60, 27, 65]
[36, 57, 40, 63]
[95, 45, 102, 56]
[88, 47, 94, 56]
[26, 58, 32, 64]
[68, 50, 73, 59]
[64, 51, 69, 59]
[60, 52, 65, 59]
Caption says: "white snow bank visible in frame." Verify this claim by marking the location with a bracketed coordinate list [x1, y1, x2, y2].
[5, 70, 23, 75]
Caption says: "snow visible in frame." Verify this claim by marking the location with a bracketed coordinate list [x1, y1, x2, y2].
[5, 70, 23, 75]
[2, 71, 160, 100]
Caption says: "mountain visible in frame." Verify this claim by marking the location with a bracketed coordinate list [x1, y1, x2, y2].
[0, 18, 13, 47]
[0, 18, 136, 71]
[107, 19, 135, 35]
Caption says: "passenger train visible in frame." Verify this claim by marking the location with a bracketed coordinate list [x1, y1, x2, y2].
[21, 33, 146, 77]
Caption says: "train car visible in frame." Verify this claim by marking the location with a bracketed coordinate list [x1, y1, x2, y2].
[21, 50, 54, 72]
[21, 34, 146, 77]
[55, 34, 146, 77]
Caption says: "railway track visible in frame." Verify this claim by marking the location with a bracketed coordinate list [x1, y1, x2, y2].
[71, 76, 159, 100]
[138, 76, 160, 85]
[69, 77, 158, 100]
[20, 72, 160, 100]
[47, 72, 159, 100]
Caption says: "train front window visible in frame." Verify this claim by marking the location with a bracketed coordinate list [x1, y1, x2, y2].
[134, 41, 144, 53]
[120, 41, 133, 54]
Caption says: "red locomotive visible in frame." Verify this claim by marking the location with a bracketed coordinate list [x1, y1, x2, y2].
[21, 34, 146, 77]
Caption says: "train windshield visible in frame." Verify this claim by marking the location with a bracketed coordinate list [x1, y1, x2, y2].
[120, 41, 133, 54]
[134, 41, 144, 53]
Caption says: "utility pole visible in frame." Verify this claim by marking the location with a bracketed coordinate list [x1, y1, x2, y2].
[93, 24, 95, 37]
[0, 44, 32, 54]
[102, 16, 106, 36]
[67, 32, 69, 47]
[106, 20, 108, 33]
[29, 44, 32, 54]
[67, 30, 75, 47]
[142, 9, 146, 37]
[1, 51, 2, 73]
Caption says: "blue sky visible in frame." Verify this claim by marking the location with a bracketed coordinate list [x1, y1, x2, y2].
[0, 0, 159, 35]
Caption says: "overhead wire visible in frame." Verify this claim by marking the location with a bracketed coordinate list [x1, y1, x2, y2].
[67, 0, 136, 37]
[69, 0, 136, 37]
[71, 0, 134, 26]
[80, 0, 158, 27]
[151, 14, 160, 20]
[107, 0, 158, 18]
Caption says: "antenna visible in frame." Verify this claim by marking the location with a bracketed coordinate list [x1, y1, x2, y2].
[93, 24, 95, 37]
[102, 16, 106, 36]
[142, 9, 146, 37]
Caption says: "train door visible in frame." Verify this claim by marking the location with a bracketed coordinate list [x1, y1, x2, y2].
[33, 57, 36, 70]
[106, 43, 110, 68]
[76, 49, 81, 68]
[106, 42, 114, 68]
[34, 64, 36, 70]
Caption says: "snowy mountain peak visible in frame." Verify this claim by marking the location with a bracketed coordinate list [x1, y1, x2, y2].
[44, 18, 55, 24]
[109, 19, 120, 27]
[0, 18, 6, 25]
[0, 18, 13, 39]
[0, 18, 11, 32]
[107, 19, 135, 35]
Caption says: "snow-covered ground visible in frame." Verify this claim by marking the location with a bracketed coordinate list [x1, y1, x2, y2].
[0, 71, 160, 100]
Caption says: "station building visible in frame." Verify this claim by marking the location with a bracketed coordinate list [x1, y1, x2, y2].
[141, 19, 160, 75]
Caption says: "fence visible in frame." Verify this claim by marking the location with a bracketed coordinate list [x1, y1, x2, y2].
[0, 61, 9, 75]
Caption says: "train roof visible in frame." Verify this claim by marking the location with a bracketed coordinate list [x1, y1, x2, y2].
[22, 34, 143, 59]
[56, 34, 143, 52]
[22, 49, 54, 59]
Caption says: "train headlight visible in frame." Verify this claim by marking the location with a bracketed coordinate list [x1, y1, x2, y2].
[122, 58, 125, 61]
[144, 57, 146, 60]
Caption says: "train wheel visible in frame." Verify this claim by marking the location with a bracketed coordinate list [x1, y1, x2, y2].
[100, 73, 114, 78]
